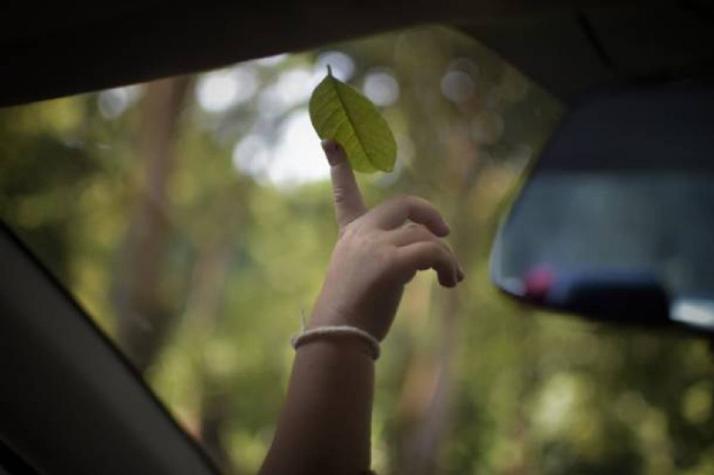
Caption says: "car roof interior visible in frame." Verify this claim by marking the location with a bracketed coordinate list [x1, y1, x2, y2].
[3, 1, 714, 107]
[1, 1, 713, 473]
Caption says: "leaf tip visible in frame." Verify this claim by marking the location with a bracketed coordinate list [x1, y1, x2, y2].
[326, 64, 333, 77]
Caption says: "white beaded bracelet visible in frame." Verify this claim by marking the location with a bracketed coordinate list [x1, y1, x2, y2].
[291, 325, 381, 360]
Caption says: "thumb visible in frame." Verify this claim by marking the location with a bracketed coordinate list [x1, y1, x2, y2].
[322, 139, 366, 229]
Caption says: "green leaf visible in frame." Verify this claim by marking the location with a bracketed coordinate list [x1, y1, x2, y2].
[309, 66, 397, 173]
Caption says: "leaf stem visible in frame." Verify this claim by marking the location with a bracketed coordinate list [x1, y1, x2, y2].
[327, 64, 333, 77]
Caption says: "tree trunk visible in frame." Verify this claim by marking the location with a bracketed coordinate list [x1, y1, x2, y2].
[114, 77, 191, 373]
[397, 291, 461, 475]
[186, 239, 240, 473]
[395, 114, 482, 474]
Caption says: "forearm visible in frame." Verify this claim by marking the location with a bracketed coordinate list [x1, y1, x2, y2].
[259, 337, 375, 475]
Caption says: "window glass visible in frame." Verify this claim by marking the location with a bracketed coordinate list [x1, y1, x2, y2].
[2, 25, 712, 475]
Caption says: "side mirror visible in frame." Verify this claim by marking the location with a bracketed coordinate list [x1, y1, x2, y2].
[490, 83, 714, 335]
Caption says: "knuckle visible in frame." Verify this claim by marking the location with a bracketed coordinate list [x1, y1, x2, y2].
[391, 194, 416, 207]
[379, 195, 401, 211]
[409, 195, 429, 211]
[406, 194, 430, 207]
[437, 238, 453, 253]
[405, 221, 428, 234]
[418, 229, 438, 244]
[423, 241, 442, 257]
[434, 243, 452, 262]
[332, 186, 349, 205]
[339, 220, 359, 239]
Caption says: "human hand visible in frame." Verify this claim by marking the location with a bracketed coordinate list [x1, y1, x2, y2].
[309, 140, 465, 342]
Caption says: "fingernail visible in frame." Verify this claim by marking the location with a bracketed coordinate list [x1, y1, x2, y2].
[456, 264, 465, 281]
[321, 139, 342, 165]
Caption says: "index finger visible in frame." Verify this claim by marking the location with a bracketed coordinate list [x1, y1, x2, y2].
[322, 140, 367, 229]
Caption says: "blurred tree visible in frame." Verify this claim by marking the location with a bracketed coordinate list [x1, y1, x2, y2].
[113, 77, 192, 372]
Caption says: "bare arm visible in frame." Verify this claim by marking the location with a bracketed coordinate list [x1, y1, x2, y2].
[258, 337, 374, 474]
[259, 141, 464, 475]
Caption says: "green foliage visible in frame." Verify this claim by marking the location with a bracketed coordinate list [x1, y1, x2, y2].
[309, 66, 396, 173]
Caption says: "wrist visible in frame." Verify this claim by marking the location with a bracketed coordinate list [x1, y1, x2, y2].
[309, 298, 359, 330]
